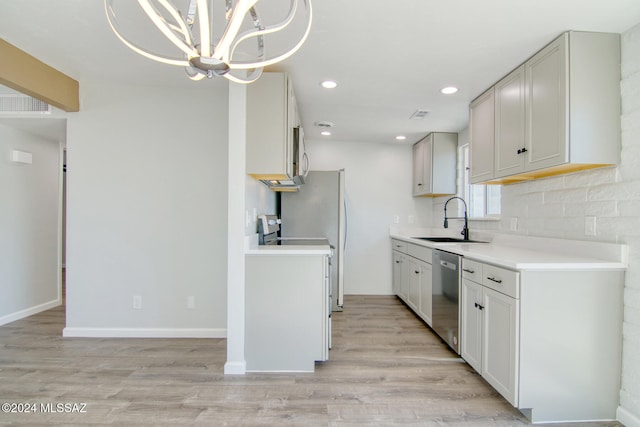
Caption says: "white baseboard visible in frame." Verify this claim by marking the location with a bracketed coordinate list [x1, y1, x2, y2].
[618, 406, 640, 427]
[0, 299, 62, 326]
[224, 360, 247, 375]
[62, 327, 226, 338]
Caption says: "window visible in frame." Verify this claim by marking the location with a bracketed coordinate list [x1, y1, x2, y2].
[461, 145, 501, 218]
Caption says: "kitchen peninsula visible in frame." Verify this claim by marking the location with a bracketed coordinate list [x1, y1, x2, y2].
[245, 239, 332, 372]
[390, 230, 627, 423]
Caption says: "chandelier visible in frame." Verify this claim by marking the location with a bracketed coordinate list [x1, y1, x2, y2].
[104, 0, 312, 83]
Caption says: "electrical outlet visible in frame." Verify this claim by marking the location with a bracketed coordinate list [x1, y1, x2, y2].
[393, 215, 400, 224]
[510, 217, 518, 231]
[133, 295, 142, 309]
[408, 215, 415, 224]
[187, 296, 195, 309]
[585, 216, 597, 236]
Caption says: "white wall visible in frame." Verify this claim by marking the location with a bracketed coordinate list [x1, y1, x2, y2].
[64, 80, 229, 337]
[306, 139, 432, 295]
[0, 124, 62, 324]
[458, 24, 640, 426]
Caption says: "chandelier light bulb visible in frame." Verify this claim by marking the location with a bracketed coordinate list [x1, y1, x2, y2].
[104, 0, 313, 83]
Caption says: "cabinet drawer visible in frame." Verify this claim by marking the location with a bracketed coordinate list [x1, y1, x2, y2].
[462, 259, 483, 283]
[408, 243, 432, 263]
[391, 239, 408, 253]
[482, 264, 519, 299]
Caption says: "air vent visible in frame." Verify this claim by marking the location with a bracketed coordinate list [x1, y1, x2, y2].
[314, 121, 334, 128]
[410, 109, 429, 120]
[0, 94, 51, 114]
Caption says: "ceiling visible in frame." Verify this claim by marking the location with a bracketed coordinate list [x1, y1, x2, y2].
[1, 1, 639, 145]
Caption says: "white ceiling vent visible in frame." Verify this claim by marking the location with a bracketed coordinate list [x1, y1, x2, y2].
[0, 94, 51, 114]
[314, 121, 335, 128]
[410, 109, 429, 120]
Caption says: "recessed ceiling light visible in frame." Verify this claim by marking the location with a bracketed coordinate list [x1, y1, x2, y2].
[441, 86, 458, 95]
[395, 135, 407, 141]
[321, 131, 332, 136]
[321, 80, 338, 89]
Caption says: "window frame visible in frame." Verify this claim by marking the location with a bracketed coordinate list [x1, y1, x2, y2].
[460, 144, 501, 220]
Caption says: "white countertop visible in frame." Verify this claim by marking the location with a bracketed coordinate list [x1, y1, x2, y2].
[390, 230, 628, 271]
[245, 235, 331, 256]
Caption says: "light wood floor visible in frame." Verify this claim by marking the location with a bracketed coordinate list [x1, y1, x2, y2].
[0, 295, 622, 426]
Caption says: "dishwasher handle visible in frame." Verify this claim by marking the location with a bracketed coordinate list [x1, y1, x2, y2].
[440, 260, 457, 271]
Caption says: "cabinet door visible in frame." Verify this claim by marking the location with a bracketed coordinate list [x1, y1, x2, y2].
[413, 133, 456, 196]
[482, 287, 519, 406]
[494, 65, 526, 178]
[407, 257, 420, 311]
[247, 72, 293, 179]
[417, 261, 433, 326]
[412, 141, 426, 195]
[392, 251, 403, 296]
[461, 278, 483, 372]
[422, 135, 433, 193]
[393, 253, 409, 302]
[469, 88, 495, 183]
[412, 136, 433, 196]
[525, 33, 568, 171]
[431, 133, 457, 196]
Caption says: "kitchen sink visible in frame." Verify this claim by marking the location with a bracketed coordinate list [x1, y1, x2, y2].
[412, 237, 488, 243]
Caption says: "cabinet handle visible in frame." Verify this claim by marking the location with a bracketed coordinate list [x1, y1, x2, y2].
[417, 183, 423, 186]
[517, 147, 528, 155]
[414, 270, 420, 274]
[487, 276, 502, 284]
[462, 268, 475, 273]
[474, 302, 484, 310]
[395, 260, 401, 264]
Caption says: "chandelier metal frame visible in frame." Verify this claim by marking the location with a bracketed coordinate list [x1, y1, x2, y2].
[104, 0, 312, 83]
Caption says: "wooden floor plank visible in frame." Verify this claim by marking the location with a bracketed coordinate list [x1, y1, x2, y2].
[0, 295, 622, 426]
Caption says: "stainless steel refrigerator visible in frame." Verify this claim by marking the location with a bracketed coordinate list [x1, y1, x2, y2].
[280, 170, 345, 311]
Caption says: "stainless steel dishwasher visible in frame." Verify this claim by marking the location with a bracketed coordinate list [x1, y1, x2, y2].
[432, 249, 461, 354]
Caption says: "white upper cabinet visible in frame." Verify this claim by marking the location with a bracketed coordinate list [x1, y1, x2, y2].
[469, 89, 495, 183]
[470, 31, 621, 184]
[494, 65, 526, 179]
[524, 35, 567, 171]
[412, 132, 457, 197]
[412, 141, 426, 195]
[246, 72, 306, 189]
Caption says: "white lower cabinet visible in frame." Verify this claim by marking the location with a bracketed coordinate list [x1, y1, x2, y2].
[392, 251, 408, 301]
[462, 276, 519, 406]
[245, 253, 330, 372]
[391, 239, 432, 326]
[482, 286, 519, 406]
[417, 262, 433, 326]
[407, 258, 420, 311]
[461, 257, 624, 423]
[461, 278, 482, 372]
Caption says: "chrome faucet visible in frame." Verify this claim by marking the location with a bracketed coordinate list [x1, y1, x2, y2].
[444, 196, 469, 241]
